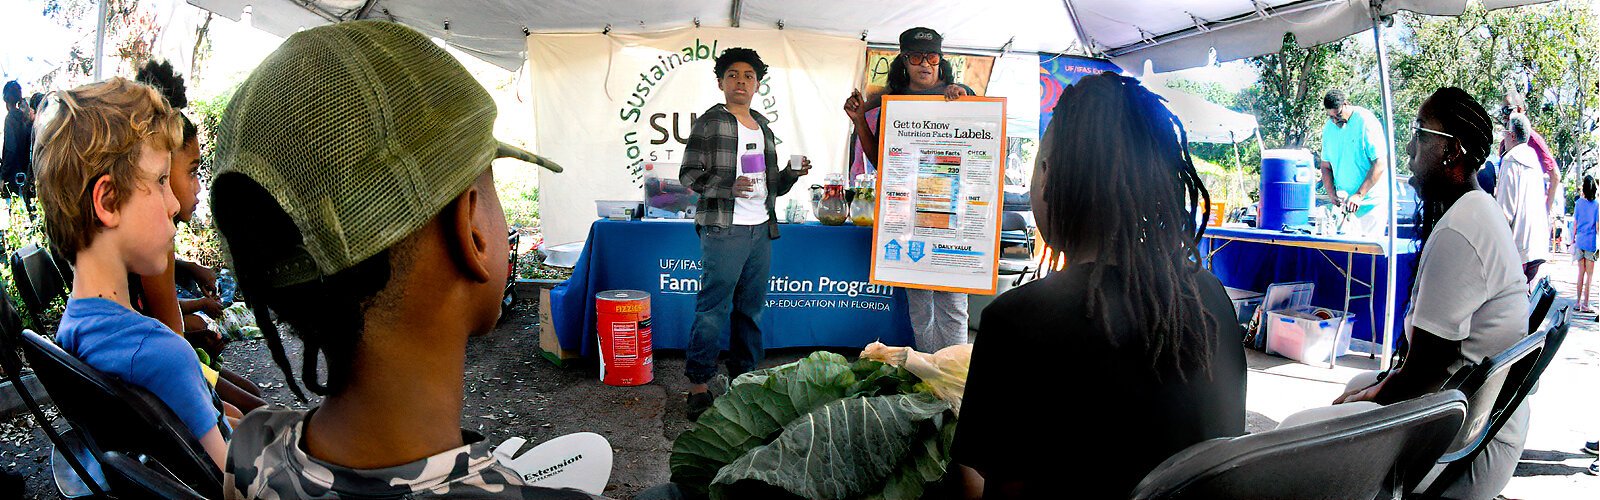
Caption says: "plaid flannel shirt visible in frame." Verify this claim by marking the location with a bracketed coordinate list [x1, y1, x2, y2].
[680, 103, 802, 239]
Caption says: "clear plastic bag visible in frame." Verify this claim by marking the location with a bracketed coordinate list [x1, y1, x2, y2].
[861, 341, 972, 415]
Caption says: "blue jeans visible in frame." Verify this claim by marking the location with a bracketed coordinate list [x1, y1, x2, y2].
[686, 224, 770, 384]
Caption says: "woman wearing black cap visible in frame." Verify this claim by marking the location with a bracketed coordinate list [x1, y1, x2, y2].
[843, 27, 977, 354]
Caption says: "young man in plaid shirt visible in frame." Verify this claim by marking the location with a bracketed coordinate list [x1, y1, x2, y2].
[679, 47, 811, 419]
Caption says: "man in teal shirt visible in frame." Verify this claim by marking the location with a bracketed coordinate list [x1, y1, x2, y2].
[1319, 89, 1389, 236]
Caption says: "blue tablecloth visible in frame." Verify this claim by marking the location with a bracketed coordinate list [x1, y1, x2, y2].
[550, 220, 915, 356]
[1201, 227, 1420, 347]
[1203, 227, 1408, 255]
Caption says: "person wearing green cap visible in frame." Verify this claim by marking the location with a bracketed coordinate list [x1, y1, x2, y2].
[679, 47, 812, 420]
[208, 20, 598, 499]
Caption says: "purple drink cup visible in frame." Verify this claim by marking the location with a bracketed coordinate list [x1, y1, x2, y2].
[740, 153, 765, 174]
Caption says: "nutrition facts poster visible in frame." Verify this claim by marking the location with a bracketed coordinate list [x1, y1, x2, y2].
[871, 95, 1005, 294]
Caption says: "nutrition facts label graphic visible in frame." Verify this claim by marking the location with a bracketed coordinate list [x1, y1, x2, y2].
[870, 95, 1006, 294]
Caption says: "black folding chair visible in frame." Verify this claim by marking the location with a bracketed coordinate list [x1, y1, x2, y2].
[99, 451, 209, 500]
[10, 243, 69, 332]
[1130, 391, 1468, 500]
[502, 228, 521, 322]
[1528, 277, 1555, 333]
[19, 330, 224, 498]
[1415, 305, 1569, 498]
[0, 284, 105, 498]
[1528, 304, 1572, 386]
[998, 211, 1034, 279]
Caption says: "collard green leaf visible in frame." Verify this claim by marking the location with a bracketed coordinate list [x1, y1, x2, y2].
[709, 393, 951, 500]
[671, 352, 858, 497]
[861, 411, 957, 500]
[847, 358, 919, 398]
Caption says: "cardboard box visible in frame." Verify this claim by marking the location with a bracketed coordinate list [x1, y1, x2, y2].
[536, 281, 581, 367]
[1261, 281, 1354, 368]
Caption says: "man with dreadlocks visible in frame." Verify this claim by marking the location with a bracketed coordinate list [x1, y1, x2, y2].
[1333, 87, 1528, 499]
[948, 73, 1246, 499]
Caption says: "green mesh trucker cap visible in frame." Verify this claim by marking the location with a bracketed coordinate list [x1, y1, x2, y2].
[212, 20, 559, 288]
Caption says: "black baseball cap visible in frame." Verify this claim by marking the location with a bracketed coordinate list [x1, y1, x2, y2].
[900, 27, 943, 54]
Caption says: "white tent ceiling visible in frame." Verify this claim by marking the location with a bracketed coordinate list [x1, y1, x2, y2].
[1063, 0, 1558, 74]
[186, 1, 1560, 74]
[186, 0, 1085, 71]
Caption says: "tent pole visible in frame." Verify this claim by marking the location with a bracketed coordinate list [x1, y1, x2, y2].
[1371, 2, 1398, 371]
[93, 0, 108, 80]
[1231, 131, 1243, 168]
[1061, 1, 1098, 56]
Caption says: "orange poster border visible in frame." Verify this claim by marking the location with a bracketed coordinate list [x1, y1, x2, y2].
[868, 95, 1007, 295]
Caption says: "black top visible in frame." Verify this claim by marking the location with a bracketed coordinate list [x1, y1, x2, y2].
[3, 107, 32, 181]
[953, 263, 1247, 498]
[1477, 160, 1497, 194]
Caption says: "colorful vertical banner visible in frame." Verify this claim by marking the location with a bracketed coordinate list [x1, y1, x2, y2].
[1038, 54, 1121, 129]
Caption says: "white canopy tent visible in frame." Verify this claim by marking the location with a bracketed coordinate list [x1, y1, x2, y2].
[1065, 0, 1557, 369]
[1147, 85, 1259, 145]
[167, 0, 1559, 365]
[1147, 84, 1260, 183]
[181, 0, 1093, 246]
[184, 0, 1087, 71]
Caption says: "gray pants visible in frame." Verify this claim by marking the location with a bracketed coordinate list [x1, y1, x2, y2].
[1319, 371, 1530, 500]
[907, 289, 968, 353]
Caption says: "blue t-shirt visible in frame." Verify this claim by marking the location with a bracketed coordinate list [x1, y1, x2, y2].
[55, 298, 224, 440]
[1321, 106, 1384, 196]
[1576, 198, 1598, 251]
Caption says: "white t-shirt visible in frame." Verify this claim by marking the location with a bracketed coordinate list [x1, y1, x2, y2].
[1494, 143, 1551, 263]
[1406, 190, 1529, 375]
[733, 122, 769, 226]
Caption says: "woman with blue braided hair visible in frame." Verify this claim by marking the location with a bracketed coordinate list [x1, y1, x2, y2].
[947, 73, 1246, 499]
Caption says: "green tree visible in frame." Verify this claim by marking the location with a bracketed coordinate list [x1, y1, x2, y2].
[40, 0, 159, 87]
[1241, 34, 1359, 150]
[37, 0, 217, 89]
[1392, 2, 1600, 180]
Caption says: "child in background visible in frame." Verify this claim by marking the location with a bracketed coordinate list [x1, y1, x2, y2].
[1573, 175, 1597, 313]
[33, 78, 230, 469]
[133, 59, 267, 413]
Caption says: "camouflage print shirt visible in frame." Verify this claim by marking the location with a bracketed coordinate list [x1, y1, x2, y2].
[225, 406, 605, 499]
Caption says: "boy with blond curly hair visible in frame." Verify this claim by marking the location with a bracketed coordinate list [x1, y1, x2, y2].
[34, 77, 229, 469]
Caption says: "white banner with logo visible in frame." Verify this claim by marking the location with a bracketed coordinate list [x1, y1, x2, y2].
[528, 28, 866, 246]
